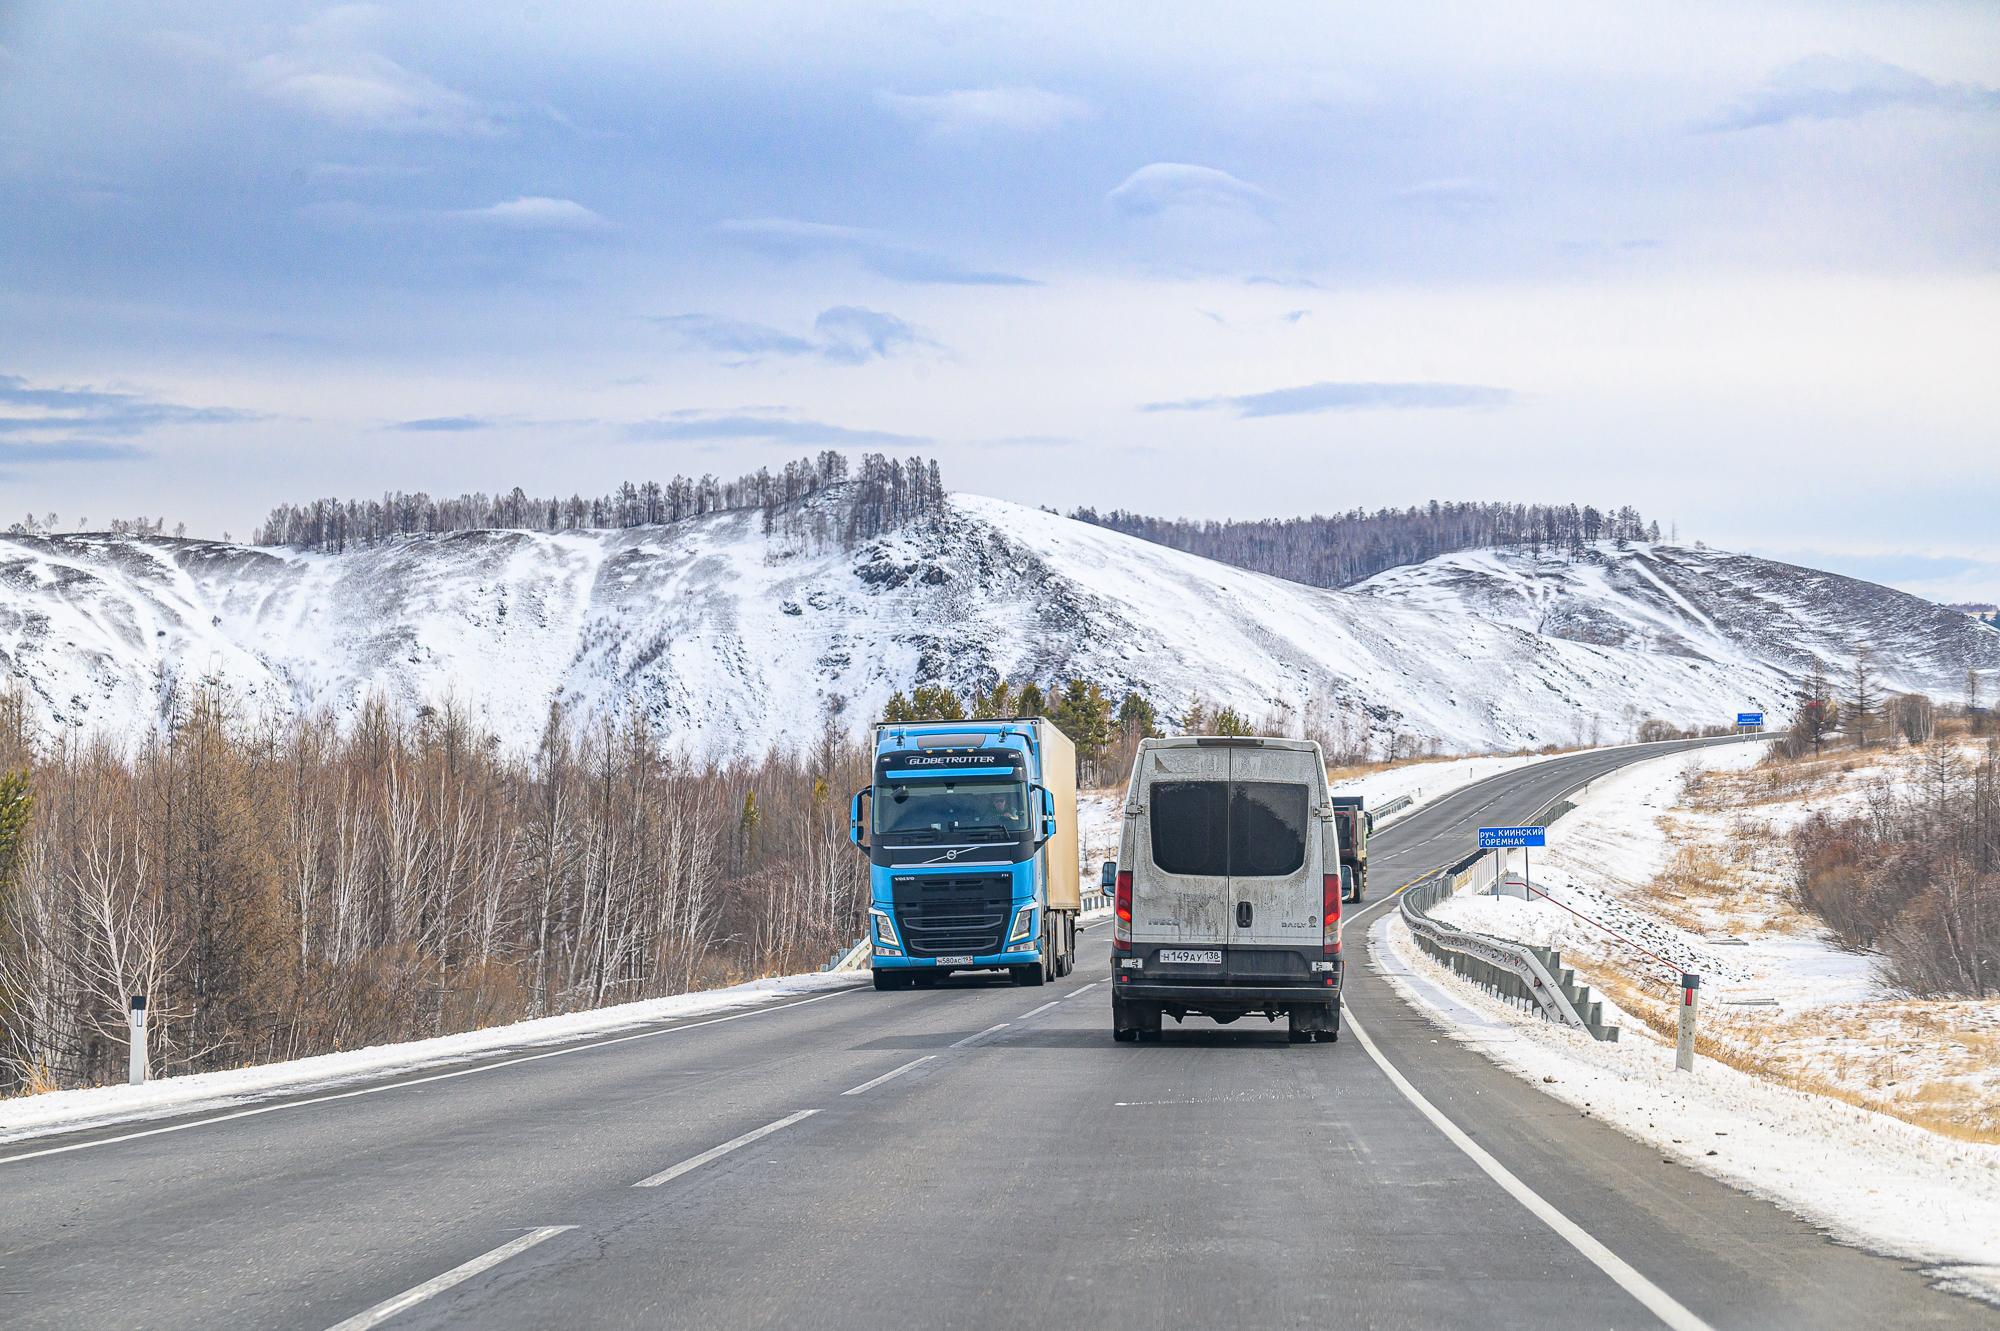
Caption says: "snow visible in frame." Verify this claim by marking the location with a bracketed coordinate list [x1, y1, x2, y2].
[8, 497, 1993, 758]
[1375, 912, 2000, 1305]
[1353, 540, 2000, 706]
[0, 970, 864, 1146]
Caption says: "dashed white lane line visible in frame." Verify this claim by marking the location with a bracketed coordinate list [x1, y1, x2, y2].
[950, 1023, 1010, 1049]
[634, 1109, 819, 1188]
[1018, 1001, 1060, 1020]
[841, 1057, 934, 1097]
[1066, 981, 1099, 997]
[1344, 1011, 1713, 1331]
[323, 1226, 572, 1331]
[0, 988, 858, 1168]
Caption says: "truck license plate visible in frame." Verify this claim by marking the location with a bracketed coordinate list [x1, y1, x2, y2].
[1158, 949, 1222, 965]
[935, 955, 974, 966]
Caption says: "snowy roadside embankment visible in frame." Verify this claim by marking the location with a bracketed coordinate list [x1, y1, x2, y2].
[1378, 738, 2000, 1303]
[0, 971, 864, 1147]
[1377, 912, 2000, 1304]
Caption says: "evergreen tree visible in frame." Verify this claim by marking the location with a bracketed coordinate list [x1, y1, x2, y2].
[1116, 691, 1161, 739]
[971, 681, 1015, 720]
[1049, 679, 1113, 778]
[1018, 682, 1046, 718]
[881, 692, 914, 724]
[908, 684, 967, 721]
[1213, 706, 1253, 737]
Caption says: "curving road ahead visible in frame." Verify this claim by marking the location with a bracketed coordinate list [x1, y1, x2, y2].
[0, 738, 1989, 1330]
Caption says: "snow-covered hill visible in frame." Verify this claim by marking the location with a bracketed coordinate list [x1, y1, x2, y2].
[1352, 543, 2000, 699]
[2, 496, 1991, 757]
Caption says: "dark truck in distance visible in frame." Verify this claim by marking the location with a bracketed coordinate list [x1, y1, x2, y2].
[1330, 795, 1369, 903]
[1107, 736, 1342, 1044]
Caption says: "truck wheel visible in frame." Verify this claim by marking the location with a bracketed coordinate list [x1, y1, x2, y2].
[1352, 871, 1366, 904]
[1113, 1025, 1138, 1043]
[1011, 964, 1045, 987]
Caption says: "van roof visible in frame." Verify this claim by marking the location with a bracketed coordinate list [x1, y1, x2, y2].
[1139, 735, 1323, 755]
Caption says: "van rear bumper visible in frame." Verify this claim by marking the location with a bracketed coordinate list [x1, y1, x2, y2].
[1116, 980, 1339, 1006]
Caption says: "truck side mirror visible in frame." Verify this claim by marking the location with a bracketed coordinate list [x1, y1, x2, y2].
[1100, 861, 1117, 890]
[848, 788, 871, 853]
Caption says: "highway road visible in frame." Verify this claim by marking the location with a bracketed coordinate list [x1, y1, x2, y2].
[1, 738, 1989, 1330]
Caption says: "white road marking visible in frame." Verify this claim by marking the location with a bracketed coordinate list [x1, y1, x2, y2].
[1066, 981, 1099, 997]
[1018, 1001, 1060, 1020]
[950, 1022, 1009, 1048]
[0, 988, 858, 1168]
[841, 1056, 934, 1096]
[633, 1109, 818, 1187]
[1345, 1011, 1714, 1331]
[323, 1226, 572, 1331]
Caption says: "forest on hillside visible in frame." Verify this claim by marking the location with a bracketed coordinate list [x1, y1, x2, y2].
[1070, 500, 1662, 589]
[254, 451, 946, 552]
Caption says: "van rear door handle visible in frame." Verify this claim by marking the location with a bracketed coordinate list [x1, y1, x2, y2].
[1236, 901, 1252, 928]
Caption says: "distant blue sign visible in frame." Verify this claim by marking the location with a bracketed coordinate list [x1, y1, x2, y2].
[1737, 712, 1765, 727]
[1479, 825, 1546, 850]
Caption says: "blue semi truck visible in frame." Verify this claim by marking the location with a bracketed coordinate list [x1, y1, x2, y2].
[850, 718, 1080, 990]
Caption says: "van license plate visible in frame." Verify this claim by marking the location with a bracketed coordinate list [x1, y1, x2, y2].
[1158, 949, 1222, 965]
[935, 956, 974, 966]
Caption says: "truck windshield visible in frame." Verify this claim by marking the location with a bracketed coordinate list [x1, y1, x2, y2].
[874, 778, 1029, 844]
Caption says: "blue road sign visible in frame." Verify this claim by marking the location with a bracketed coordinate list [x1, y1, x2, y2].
[1479, 825, 1546, 849]
[1737, 712, 1764, 727]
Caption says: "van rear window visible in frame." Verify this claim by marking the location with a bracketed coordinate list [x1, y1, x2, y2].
[1150, 781, 1308, 878]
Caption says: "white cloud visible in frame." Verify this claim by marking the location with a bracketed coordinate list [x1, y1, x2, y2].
[1704, 55, 2000, 132]
[879, 85, 1090, 135]
[245, 12, 493, 135]
[1107, 162, 1277, 220]
[452, 196, 608, 230]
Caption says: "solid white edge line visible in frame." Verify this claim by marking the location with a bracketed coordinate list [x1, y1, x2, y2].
[1344, 1011, 1714, 1331]
[633, 1109, 818, 1187]
[0, 989, 858, 1168]
[1018, 1001, 1060, 1020]
[950, 1022, 1009, 1048]
[323, 1225, 573, 1331]
[841, 1056, 934, 1097]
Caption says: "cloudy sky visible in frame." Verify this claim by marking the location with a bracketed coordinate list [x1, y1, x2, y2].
[2, 1, 1997, 598]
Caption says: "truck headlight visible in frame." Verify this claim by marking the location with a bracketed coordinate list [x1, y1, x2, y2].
[1009, 904, 1035, 944]
[872, 910, 901, 950]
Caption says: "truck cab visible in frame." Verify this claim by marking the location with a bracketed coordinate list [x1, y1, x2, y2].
[851, 720, 1079, 989]
[1108, 736, 1341, 1043]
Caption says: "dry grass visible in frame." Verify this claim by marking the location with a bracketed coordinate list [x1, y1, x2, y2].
[1582, 965, 2000, 1144]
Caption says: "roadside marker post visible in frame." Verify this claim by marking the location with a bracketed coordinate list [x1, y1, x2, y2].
[1676, 974, 1699, 1072]
[128, 994, 148, 1085]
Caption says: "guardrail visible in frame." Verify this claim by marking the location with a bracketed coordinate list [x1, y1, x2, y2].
[1397, 797, 1621, 1041]
[1374, 794, 1414, 819]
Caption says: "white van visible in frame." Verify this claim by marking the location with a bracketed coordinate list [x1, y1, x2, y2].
[1106, 736, 1341, 1043]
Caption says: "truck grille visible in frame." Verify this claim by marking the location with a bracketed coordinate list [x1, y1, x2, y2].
[891, 874, 1013, 958]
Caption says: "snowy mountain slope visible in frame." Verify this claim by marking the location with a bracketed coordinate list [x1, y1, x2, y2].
[1351, 542, 2000, 698]
[0, 496, 1984, 757]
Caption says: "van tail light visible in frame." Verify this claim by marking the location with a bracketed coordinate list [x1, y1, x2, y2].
[1113, 870, 1133, 951]
[1322, 874, 1342, 957]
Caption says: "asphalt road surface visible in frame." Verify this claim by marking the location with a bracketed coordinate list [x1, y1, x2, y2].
[2, 737, 1990, 1330]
